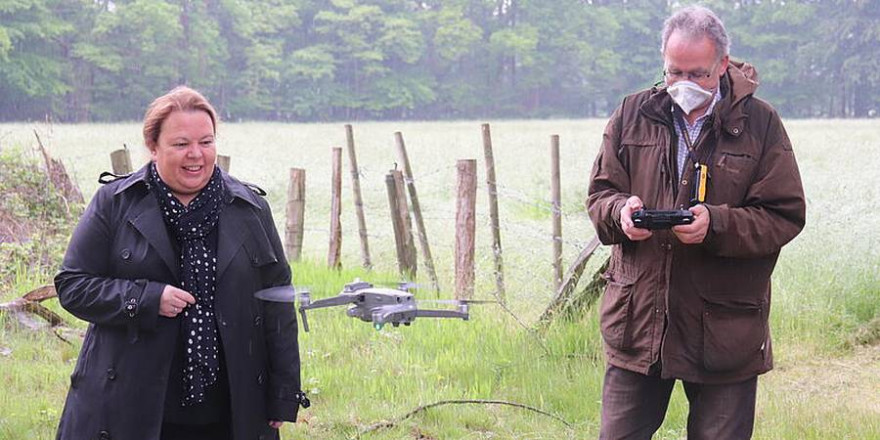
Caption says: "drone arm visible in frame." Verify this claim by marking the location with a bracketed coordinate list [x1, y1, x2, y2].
[414, 309, 469, 320]
[301, 295, 357, 310]
[297, 294, 358, 332]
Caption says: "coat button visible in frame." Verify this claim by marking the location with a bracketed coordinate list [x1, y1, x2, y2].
[254, 316, 262, 327]
[120, 249, 131, 260]
[99, 430, 111, 440]
[257, 373, 265, 385]
[107, 368, 116, 380]
[681, 179, 688, 185]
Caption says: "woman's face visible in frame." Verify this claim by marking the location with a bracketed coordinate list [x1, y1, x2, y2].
[150, 110, 217, 205]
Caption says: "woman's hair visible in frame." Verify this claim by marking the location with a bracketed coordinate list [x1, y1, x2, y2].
[661, 5, 730, 62]
[143, 86, 218, 148]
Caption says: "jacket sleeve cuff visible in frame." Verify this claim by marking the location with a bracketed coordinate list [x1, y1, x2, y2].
[608, 197, 631, 244]
[703, 204, 729, 249]
[134, 280, 164, 331]
[267, 387, 309, 422]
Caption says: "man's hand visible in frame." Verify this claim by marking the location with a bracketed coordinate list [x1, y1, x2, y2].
[672, 204, 710, 244]
[268, 420, 284, 429]
[159, 285, 196, 318]
[620, 196, 653, 241]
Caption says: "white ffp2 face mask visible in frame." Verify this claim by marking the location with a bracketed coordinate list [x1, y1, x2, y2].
[667, 80, 713, 115]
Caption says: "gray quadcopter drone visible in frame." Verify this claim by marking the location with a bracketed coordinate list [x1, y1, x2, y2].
[276, 279, 488, 331]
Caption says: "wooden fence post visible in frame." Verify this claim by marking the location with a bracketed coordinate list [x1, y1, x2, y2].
[393, 170, 417, 274]
[455, 159, 477, 301]
[345, 124, 372, 269]
[216, 154, 231, 172]
[328, 147, 342, 269]
[110, 148, 132, 175]
[394, 131, 440, 295]
[481, 123, 506, 303]
[386, 170, 417, 278]
[551, 135, 563, 290]
[285, 168, 306, 262]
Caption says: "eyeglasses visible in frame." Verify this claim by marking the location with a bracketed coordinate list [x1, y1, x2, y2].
[663, 62, 718, 82]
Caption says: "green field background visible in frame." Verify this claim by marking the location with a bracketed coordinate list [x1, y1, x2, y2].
[0, 119, 878, 439]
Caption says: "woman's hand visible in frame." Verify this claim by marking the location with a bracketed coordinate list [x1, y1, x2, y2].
[159, 285, 196, 318]
[268, 420, 284, 429]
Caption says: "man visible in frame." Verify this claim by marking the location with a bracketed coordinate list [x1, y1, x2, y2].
[587, 6, 806, 440]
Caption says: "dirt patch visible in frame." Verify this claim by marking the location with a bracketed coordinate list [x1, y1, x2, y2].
[771, 344, 880, 414]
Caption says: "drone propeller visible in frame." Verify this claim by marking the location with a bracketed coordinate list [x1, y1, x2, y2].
[352, 278, 422, 291]
[397, 281, 420, 292]
[254, 286, 298, 303]
[418, 299, 499, 305]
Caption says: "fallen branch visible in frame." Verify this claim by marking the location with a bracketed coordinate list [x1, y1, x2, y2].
[0, 285, 66, 328]
[354, 398, 573, 438]
[539, 236, 601, 323]
[23, 284, 57, 302]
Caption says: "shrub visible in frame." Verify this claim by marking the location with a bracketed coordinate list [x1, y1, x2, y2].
[0, 148, 83, 289]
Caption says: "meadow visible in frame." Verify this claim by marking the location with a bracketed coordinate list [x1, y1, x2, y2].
[0, 119, 878, 439]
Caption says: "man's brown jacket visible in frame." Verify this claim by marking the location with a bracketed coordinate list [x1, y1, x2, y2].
[587, 61, 806, 384]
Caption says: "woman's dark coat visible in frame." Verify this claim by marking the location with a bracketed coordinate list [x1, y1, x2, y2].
[55, 165, 303, 440]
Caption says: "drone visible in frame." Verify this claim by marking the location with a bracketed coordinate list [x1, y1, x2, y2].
[292, 279, 492, 331]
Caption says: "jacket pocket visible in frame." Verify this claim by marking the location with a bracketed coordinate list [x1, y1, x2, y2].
[70, 327, 97, 388]
[599, 276, 635, 351]
[702, 300, 766, 372]
[711, 151, 757, 203]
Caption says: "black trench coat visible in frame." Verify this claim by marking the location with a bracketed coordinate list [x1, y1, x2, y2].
[55, 165, 303, 440]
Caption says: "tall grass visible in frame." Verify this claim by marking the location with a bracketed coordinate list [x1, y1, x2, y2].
[0, 119, 877, 439]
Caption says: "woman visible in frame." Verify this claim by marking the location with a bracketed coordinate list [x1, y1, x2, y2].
[55, 86, 308, 440]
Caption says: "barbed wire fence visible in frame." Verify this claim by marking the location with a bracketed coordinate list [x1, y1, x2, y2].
[52, 121, 605, 329]
[277, 126, 606, 328]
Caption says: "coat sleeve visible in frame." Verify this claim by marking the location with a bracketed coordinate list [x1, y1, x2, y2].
[703, 109, 806, 257]
[587, 102, 632, 245]
[54, 190, 163, 330]
[256, 201, 304, 422]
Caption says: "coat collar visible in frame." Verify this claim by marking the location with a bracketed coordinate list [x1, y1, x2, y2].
[115, 163, 263, 210]
[639, 60, 759, 138]
[114, 163, 267, 282]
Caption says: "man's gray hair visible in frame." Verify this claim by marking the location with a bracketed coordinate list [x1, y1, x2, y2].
[661, 5, 730, 61]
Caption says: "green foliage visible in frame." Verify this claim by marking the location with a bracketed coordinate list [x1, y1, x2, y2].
[0, 147, 82, 288]
[2, 0, 879, 121]
[0, 120, 879, 439]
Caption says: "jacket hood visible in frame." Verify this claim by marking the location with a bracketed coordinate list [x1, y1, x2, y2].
[725, 60, 759, 107]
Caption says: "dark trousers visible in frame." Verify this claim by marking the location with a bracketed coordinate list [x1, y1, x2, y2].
[160, 421, 232, 440]
[599, 365, 757, 440]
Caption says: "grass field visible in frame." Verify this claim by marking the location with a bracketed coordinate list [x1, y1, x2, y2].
[0, 119, 878, 439]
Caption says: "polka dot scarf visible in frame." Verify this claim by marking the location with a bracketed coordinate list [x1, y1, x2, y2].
[148, 162, 225, 406]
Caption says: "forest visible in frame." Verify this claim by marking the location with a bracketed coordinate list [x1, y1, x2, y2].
[1, 0, 878, 122]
